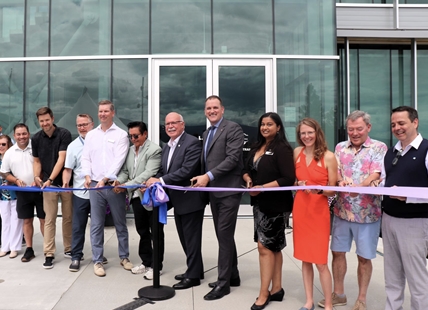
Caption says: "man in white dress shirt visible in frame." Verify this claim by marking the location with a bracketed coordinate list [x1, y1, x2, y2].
[81, 100, 131, 277]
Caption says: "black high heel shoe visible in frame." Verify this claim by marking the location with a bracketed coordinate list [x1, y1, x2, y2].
[251, 294, 271, 310]
[270, 288, 284, 302]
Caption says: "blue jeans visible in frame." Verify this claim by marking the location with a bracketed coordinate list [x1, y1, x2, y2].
[71, 195, 90, 261]
[89, 183, 129, 263]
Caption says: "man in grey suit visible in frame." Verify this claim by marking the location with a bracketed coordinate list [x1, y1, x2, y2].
[192, 95, 244, 301]
[115, 121, 162, 280]
[147, 112, 205, 290]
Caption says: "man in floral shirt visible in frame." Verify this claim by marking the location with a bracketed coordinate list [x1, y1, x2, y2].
[318, 110, 387, 310]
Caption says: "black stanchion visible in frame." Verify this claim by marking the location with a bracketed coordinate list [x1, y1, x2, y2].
[138, 205, 175, 301]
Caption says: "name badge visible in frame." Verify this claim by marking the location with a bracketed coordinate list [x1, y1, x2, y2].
[108, 139, 115, 143]
[265, 150, 274, 155]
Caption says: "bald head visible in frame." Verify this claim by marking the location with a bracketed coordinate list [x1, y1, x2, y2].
[165, 112, 185, 141]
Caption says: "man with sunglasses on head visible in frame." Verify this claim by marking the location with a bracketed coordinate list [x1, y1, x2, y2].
[115, 121, 162, 280]
[62, 114, 98, 272]
[318, 110, 387, 310]
[81, 100, 131, 277]
[380, 106, 428, 310]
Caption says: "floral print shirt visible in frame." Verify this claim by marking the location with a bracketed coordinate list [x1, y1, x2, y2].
[334, 137, 387, 223]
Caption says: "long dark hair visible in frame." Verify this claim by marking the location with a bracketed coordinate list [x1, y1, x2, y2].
[251, 112, 291, 154]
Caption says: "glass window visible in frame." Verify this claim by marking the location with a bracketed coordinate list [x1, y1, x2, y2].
[50, 0, 111, 56]
[25, 61, 48, 132]
[213, 0, 273, 54]
[337, 0, 392, 3]
[0, 62, 23, 135]
[417, 48, 428, 136]
[113, 59, 148, 125]
[152, 0, 211, 54]
[0, 0, 24, 57]
[277, 59, 337, 150]
[342, 46, 411, 146]
[50, 60, 111, 136]
[26, 0, 49, 57]
[113, 0, 149, 55]
[275, 0, 335, 55]
[159, 66, 207, 143]
[400, 0, 428, 3]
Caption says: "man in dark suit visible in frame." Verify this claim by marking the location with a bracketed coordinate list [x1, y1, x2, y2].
[191, 95, 244, 301]
[147, 112, 205, 290]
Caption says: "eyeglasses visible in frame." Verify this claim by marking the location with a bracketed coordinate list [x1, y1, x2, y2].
[76, 122, 92, 128]
[392, 149, 402, 166]
[165, 121, 183, 127]
[0, 143, 7, 146]
[300, 131, 315, 137]
[128, 134, 142, 140]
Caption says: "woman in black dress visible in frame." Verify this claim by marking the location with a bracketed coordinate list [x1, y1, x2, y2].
[242, 112, 295, 310]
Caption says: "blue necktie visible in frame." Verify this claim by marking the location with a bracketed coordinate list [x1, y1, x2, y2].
[204, 126, 215, 169]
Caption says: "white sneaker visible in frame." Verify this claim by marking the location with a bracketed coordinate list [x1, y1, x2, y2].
[143, 267, 163, 280]
[131, 264, 146, 275]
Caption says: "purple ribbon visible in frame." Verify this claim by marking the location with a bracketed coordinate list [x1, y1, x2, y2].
[142, 182, 169, 224]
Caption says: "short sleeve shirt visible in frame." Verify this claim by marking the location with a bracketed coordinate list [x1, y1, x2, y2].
[334, 137, 388, 223]
[32, 125, 72, 185]
[64, 136, 88, 199]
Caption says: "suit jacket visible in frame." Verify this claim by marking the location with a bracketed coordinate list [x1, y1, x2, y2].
[202, 119, 244, 198]
[117, 139, 162, 201]
[157, 132, 206, 215]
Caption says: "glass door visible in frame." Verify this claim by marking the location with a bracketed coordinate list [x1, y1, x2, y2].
[152, 58, 272, 212]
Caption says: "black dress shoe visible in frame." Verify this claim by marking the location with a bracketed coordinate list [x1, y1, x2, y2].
[208, 276, 241, 288]
[251, 294, 270, 310]
[203, 285, 230, 301]
[270, 288, 284, 302]
[173, 278, 201, 290]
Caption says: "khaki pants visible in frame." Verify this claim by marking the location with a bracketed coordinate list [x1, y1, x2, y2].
[43, 191, 73, 257]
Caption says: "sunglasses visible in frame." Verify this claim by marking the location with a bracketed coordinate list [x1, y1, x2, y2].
[128, 134, 142, 140]
[0, 143, 7, 146]
[392, 150, 402, 166]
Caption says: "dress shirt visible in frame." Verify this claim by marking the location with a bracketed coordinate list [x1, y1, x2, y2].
[64, 136, 88, 199]
[0, 140, 34, 185]
[380, 133, 428, 203]
[81, 123, 129, 181]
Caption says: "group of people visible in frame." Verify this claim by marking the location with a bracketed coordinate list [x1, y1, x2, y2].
[0, 98, 426, 310]
[243, 106, 426, 310]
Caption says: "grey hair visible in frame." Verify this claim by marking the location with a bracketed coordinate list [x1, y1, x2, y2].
[346, 110, 371, 126]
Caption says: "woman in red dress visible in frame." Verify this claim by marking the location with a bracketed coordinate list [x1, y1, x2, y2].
[293, 118, 337, 310]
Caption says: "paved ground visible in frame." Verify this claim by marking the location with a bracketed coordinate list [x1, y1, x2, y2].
[0, 212, 411, 310]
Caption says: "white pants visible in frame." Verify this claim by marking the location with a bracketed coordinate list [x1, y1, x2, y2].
[0, 200, 23, 252]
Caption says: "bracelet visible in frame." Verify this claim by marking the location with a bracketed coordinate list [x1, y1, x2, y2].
[48, 178, 53, 183]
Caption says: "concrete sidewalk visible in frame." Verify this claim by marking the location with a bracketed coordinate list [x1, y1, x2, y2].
[0, 215, 410, 310]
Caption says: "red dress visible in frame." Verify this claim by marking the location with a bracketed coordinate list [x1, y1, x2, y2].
[293, 148, 330, 264]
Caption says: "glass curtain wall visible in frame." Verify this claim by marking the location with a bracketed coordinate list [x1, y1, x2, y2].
[339, 45, 411, 146]
[417, 48, 428, 135]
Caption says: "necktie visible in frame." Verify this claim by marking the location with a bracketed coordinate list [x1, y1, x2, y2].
[206, 126, 215, 150]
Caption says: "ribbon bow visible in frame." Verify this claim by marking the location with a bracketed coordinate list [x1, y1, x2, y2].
[142, 182, 169, 224]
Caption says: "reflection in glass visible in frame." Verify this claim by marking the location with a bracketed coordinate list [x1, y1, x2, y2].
[341, 47, 411, 146]
[25, 61, 48, 133]
[51, 0, 111, 56]
[417, 49, 428, 136]
[275, 0, 335, 55]
[218, 66, 266, 204]
[152, 0, 211, 54]
[50, 60, 111, 136]
[113, 59, 148, 125]
[0, 0, 24, 57]
[113, 0, 149, 55]
[213, 0, 272, 54]
[277, 59, 336, 150]
[26, 0, 49, 57]
[159, 66, 206, 143]
[0, 62, 23, 135]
